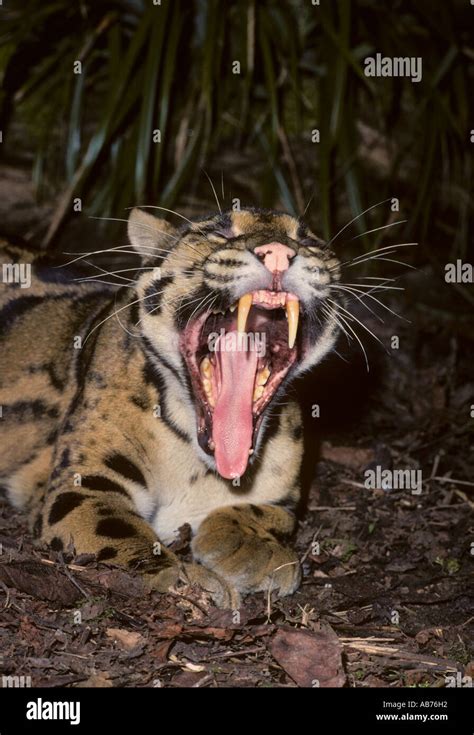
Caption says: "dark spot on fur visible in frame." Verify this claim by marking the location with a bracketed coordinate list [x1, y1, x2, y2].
[81, 474, 130, 497]
[293, 424, 303, 441]
[129, 301, 139, 325]
[143, 277, 173, 315]
[141, 354, 191, 444]
[97, 507, 115, 517]
[96, 518, 138, 539]
[49, 492, 85, 524]
[97, 546, 118, 561]
[59, 447, 71, 470]
[104, 454, 147, 488]
[272, 496, 298, 516]
[250, 504, 264, 518]
[27, 362, 65, 391]
[189, 473, 199, 485]
[33, 514, 43, 538]
[5, 400, 59, 422]
[130, 394, 150, 410]
[50, 536, 64, 551]
[88, 370, 107, 388]
[46, 429, 58, 445]
[127, 555, 145, 568]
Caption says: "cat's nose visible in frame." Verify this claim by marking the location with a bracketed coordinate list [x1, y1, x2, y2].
[254, 242, 295, 273]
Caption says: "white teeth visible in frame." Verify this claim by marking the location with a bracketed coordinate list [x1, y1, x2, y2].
[253, 385, 264, 401]
[237, 293, 252, 333]
[256, 367, 270, 386]
[208, 439, 215, 451]
[286, 298, 299, 349]
[248, 448, 254, 456]
[229, 303, 237, 312]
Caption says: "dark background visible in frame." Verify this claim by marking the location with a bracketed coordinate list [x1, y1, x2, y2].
[0, 0, 473, 266]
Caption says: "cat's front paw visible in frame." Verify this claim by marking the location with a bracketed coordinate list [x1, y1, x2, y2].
[144, 561, 240, 609]
[192, 509, 301, 596]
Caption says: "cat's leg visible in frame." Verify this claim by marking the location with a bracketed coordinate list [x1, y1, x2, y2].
[191, 503, 301, 596]
[39, 480, 239, 608]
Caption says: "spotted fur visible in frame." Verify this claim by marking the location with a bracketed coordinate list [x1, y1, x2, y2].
[0, 208, 341, 607]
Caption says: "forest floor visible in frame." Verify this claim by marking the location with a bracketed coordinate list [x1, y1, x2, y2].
[0, 164, 473, 688]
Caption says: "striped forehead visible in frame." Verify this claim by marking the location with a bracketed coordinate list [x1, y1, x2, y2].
[231, 210, 299, 239]
[189, 209, 301, 240]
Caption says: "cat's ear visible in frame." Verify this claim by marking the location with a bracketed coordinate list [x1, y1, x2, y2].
[127, 208, 178, 262]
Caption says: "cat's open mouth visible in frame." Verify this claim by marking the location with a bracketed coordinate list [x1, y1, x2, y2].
[180, 290, 304, 479]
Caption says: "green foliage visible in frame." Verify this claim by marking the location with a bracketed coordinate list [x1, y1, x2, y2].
[0, 0, 472, 253]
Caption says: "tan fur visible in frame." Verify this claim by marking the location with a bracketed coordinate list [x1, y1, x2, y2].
[0, 209, 341, 607]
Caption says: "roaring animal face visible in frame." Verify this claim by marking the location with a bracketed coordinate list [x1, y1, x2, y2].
[129, 207, 342, 479]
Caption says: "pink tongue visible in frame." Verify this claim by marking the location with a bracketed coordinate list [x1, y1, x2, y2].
[212, 335, 258, 479]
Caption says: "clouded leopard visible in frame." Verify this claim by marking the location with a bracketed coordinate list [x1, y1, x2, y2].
[0, 207, 341, 607]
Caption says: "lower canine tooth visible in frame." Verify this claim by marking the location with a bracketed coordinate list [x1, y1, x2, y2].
[253, 385, 264, 401]
[237, 293, 252, 333]
[286, 298, 300, 348]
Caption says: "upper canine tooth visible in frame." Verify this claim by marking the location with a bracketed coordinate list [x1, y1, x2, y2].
[237, 293, 252, 334]
[286, 298, 299, 349]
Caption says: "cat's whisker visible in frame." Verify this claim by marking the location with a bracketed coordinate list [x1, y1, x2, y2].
[81, 261, 136, 283]
[135, 291, 185, 324]
[127, 205, 209, 254]
[329, 285, 384, 323]
[350, 256, 417, 270]
[302, 192, 314, 218]
[321, 304, 353, 344]
[89, 215, 180, 242]
[327, 298, 386, 352]
[342, 285, 410, 322]
[327, 197, 394, 247]
[341, 282, 403, 291]
[178, 290, 217, 316]
[59, 244, 187, 269]
[326, 242, 416, 273]
[90, 265, 157, 276]
[348, 220, 408, 242]
[204, 170, 222, 214]
[349, 241, 417, 263]
[83, 290, 170, 346]
[184, 292, 219, 330]
[74, 278, 135, 289]
[327, 306, 370, 371]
